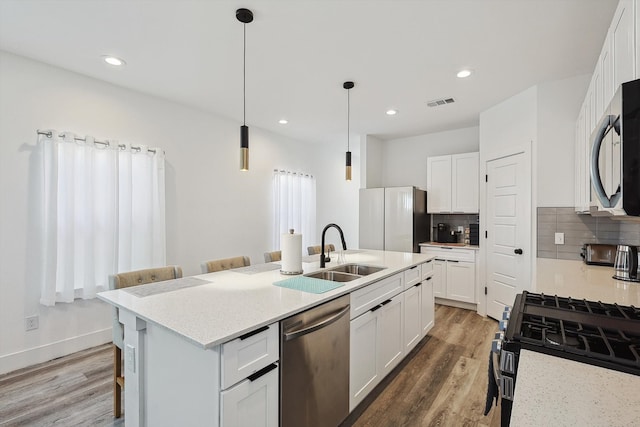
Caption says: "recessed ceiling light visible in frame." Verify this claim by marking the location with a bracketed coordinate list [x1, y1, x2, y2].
[457, 69, 472, 78]
[278, 119, 288, 124]
[386, 109, 398, 116]
[103, 56, 126, 67]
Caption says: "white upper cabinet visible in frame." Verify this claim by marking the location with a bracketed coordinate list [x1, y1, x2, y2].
[426, 155, 451, 213]
[612, 0, 636, 89]
[427, 152, 479, 213]
[451, 152, 479, 213]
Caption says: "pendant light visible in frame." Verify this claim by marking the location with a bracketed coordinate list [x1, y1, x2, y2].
[343, 81, 355, 181]
[237, 8, 253, 171]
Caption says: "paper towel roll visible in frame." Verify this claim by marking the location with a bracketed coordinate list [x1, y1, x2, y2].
[281, 229, 303, 275]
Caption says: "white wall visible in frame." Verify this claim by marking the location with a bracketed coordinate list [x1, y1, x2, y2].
[361, 134, 383, 188]
[479, 87, 538, 160]
[0, 51, 358, 374]
[381, 127, 479, 188]
[536, 74, 590, 206]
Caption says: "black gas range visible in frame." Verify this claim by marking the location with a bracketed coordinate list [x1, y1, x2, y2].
[492, 291, 640, 426]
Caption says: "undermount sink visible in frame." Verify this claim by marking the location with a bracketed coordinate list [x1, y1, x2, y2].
[328, 264, 386, 276]
[304, 263, 387, 283]
[304, 271, 360, 282]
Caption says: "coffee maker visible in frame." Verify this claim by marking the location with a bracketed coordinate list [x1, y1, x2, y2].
[613, 245, 640, 282]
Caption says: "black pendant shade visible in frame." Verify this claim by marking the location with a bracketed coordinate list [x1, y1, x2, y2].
[237, 8, 253, 171]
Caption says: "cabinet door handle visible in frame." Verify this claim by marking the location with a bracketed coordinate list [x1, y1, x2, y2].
[514, 248, 523, 255]
[425, 277, 432, 281]
[381, 299, 392, 306]
[435, 258, 446, 262]
[239, 325, 269, 340]
[370, 304, 383, 313]
[410, 265, 418, 270]
[247, 362, 278, 382]
[414, 283, 421, 288]
[449, 260, 459, 263]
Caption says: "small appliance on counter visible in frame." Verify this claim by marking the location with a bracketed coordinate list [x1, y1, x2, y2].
[580, 243, 617, 266]
[469, 224, 479, 246]
[434, 223, 459, 243]
[613, 244, 640, 282]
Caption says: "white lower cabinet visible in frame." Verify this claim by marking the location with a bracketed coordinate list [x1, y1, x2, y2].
[220, 364, 279, 427]
[403, 284, 422, 353]
[350, 263, 435, 412]
[350, 306, 380, 411]
[349, 293, 404, 411]
[446, 261, 475, 303]
[219, 323, 279, 427]
[420, 247, 477, 305]
[421, 276, 435, 335]
[377, 293, 404, 377]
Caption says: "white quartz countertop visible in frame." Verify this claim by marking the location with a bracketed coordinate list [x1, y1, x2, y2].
[98, 250, 431, 349]
[510, 349, 640, 427]
[535, 258, 640, 306]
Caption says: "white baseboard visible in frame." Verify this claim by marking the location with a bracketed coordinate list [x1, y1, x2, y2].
[0, 328, 112, 375]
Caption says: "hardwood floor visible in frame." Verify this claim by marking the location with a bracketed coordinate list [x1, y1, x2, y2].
[0, 344, 122, 427]
[0, 305, 501, 426]
[343, 304, 502, 427]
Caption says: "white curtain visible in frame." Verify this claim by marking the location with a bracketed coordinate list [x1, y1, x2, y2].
[273, 170, 316, 253]
[39, 130, 166, 305]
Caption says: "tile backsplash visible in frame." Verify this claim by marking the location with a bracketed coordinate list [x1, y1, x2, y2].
[537, 207, 640, 260]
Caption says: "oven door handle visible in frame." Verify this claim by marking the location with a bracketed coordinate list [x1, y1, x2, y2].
[491, 350, 501, 396]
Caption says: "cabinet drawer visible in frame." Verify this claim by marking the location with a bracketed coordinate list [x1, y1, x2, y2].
[403, 265, 421, 289]
[221, 323, 279, 389]
[421, 247, 475, 263]
[220, 363, 279, 427]
[421, 260, 434, 279]
[350, 273, 404, 319]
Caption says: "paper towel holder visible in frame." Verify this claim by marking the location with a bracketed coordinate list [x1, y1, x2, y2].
[280, 228, 304, 275]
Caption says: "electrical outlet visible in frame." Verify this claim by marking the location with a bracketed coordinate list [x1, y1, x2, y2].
[25, 315, 39, 331]
[554, 232, 565, 245]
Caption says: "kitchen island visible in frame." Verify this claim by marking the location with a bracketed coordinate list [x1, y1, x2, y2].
[98, 249, 433, 427]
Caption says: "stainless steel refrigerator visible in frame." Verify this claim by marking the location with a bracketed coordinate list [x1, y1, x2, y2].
[359, 186, 430, 253]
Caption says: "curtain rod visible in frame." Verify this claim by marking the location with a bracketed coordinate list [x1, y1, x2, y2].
[273, 169, 314, 178]
[37, 130, 157, 154]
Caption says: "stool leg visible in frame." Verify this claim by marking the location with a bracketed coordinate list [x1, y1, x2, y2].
[114, 344, 122, 418]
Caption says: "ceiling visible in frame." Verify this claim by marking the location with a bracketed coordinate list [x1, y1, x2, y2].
[0, 0, 618, 145]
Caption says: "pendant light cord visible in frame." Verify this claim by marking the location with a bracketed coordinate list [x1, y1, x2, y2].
[243, 23, 246, 126]
[347, 88, 350, 152]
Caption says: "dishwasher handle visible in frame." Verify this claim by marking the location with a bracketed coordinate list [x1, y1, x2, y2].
[284, 305, 350, 341]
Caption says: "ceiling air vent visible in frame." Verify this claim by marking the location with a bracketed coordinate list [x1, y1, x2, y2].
[427, 97, 456, 107]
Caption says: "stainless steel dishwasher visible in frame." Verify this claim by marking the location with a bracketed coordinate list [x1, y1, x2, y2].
[280, 294, 350, 427]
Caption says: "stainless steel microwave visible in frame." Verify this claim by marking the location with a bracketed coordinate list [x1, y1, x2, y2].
[589, 78, 640, 217]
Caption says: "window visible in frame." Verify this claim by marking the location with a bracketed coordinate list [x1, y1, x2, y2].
[38, 130, 166, 305]
[272, 170, 316, 252]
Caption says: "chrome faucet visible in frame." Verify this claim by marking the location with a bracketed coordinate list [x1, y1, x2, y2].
[320, 223, 347, 268]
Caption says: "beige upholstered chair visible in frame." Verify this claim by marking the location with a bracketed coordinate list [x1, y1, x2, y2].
[307, 244, 336, 255]
[201, 256, 251, 273]
[108, 265, 183, 418]
[264, 251, 282, 263]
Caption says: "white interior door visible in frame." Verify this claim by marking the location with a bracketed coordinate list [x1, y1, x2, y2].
[486, 152, 530, 320]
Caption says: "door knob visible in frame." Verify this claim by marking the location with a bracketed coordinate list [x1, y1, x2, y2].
[514, 248, 523, 255]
